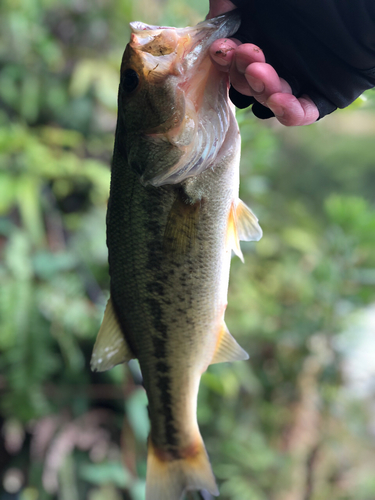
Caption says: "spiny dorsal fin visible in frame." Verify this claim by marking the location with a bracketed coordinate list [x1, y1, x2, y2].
[211, 322, 249, 365]
[163, 189, 200, 257]
[91, 297, 134, 372]
[226, 199, 262, 262]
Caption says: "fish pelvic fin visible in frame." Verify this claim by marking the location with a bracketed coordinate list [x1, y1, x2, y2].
[211, 322, 249, 364]
[90, 297, 134, 372]
[227, 199, 263, 262]
[163, 188, 200, 257]
[146, 437, 218, 500]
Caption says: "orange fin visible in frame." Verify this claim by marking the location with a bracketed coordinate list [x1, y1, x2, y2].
[211, 322, 249, 365]
[163, 189, 200, 257]
[90, 297, 134, 372]
[227, 199, 262, 262]
[236, 199, 263, 241]
[146, 438, 218, 500]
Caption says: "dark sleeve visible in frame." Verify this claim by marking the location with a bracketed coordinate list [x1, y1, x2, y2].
[230, 0, 375, 119]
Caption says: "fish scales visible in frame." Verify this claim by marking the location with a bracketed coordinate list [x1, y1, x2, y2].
[91, 12, 263, 500]
[109, 118, 239, 452]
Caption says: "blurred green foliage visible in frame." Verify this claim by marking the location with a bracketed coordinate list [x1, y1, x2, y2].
[1, 1, 375, 500]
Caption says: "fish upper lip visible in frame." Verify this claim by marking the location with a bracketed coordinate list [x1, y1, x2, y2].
[182, 11, 241, 69]
[192, 10, 241, 42]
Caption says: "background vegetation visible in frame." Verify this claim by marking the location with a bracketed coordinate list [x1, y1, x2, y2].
[1, 1, 375, 499]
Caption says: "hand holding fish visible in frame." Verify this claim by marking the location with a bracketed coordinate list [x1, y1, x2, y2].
[209, 0, 375, 123]
[207, 0, 320, 126]
[209, 38, 319, 126]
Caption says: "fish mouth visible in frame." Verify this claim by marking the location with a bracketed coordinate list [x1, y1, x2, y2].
[128, 12, 241, 187]
[130, 11, 241, 75]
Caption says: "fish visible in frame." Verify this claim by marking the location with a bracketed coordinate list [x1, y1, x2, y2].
[90, 11, 262, 500]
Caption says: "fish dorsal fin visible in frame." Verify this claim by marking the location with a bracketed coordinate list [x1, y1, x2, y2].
[211, 322, 249, 365]
[91, 297, 134, 372]
[227, 199, 262, 262]
[163, 189, 200, 257]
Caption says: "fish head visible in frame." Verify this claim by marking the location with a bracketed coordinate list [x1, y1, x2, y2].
[118, 29, 184, 135]
[116, 12, 241, 186]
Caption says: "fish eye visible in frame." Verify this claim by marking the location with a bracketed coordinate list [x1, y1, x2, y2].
[122, 68, 139, 93]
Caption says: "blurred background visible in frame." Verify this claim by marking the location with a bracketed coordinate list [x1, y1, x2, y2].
[1, 0, 375, 499]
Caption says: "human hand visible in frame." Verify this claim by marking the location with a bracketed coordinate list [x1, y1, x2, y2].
[207, 1, 320, 126]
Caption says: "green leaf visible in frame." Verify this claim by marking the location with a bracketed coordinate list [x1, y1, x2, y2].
[80, 462, 131, 488]
[125, 388, 150, 442]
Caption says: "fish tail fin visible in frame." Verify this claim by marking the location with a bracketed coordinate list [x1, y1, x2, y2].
[146, 436, 218, 500]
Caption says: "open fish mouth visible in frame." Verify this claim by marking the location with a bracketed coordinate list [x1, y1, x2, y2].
[123, 11, 241, 187]
[130, 11, 241, 72]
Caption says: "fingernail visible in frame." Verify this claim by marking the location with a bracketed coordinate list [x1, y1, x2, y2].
[246, 75, 264, 94]
[268, 103, 284, 117]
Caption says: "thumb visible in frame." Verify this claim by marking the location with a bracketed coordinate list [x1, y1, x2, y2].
[207, 0, 236, 19]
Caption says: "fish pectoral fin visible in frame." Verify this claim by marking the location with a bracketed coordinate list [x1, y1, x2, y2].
[211, 322, 249, 364]
[236, 199, 263, 242]
[163, 188, 200, 257]
[227, 199, 262, 262]
[91, 297, 134, 372]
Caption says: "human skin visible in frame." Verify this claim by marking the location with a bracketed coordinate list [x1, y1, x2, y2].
[208, 0, 320, 126]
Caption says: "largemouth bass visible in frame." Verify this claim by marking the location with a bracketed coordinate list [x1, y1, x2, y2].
[91, 12, 262, 500]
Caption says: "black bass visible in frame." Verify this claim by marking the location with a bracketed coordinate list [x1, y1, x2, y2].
[91, 12, 262, 500]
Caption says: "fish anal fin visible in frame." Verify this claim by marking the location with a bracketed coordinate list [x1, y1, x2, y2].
[146, 437, 218, 500]
[90, 297, 134, 372]
[211, 322, 249, 365]
[163, 188, 200, 257]
[226, 199, 262, 262]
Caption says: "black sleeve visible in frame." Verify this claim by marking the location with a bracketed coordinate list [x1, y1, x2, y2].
[230, 0, 375, 119]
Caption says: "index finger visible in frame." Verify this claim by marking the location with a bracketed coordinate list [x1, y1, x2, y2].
[209, 38, 240, 70]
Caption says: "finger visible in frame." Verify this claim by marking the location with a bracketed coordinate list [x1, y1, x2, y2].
[234, 43, 266, 73]
[244, 62, 283, 103]
[228, 44, 268, 96]
[267, 93, 319, 126]
[209, 38, 240, 70]
[225, 44, 265, 95]
[279, 78, 293, 94]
